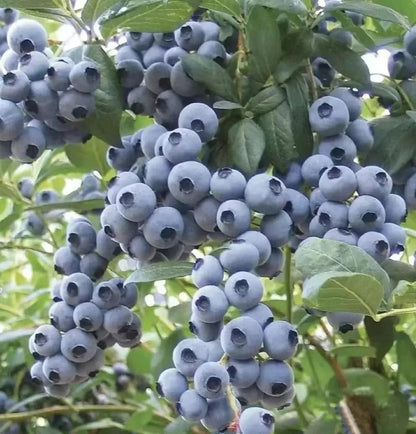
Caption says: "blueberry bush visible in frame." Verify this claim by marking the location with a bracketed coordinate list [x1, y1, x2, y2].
[2, 0, 416, 433]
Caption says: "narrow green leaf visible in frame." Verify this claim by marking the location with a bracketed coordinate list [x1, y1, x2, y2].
[0, 329, 34, 343]
[406, 110, 416, 123]
[246, 86, 286, 116]
[249, 0, 307, 15]
[246, 6, 281, 84]
[295, 238, 391, 301]
[0, 180, 26, 204]
[72, 419, 124, 432]
[65, 137, 110, 176]
[182, 54, 238, 102]
[283, 73, 313, 158]
[213, 100, 243, 110]
[330, 345, 376, 358]
[302, 271, 383, 316]
[376, 391, 409, 434]
[396, 332, 416, 385]
[125, 410, 153, 431]
[371, 82, 401, 104]
[366, 115, 416, 175]
[365, 316, 396, 360]
[325, 0, 409, 28]
[228, 118, 265, 174]
[391, 280, 416, 305]
[312, 33, 371, 89]
[26, 198, 104, 214]
[305, 417, 338, 434]
[101, 0, 194, 39]
[126, 261, 193, 284]
[257, 100, 296, 172]
[82, 0, 115, 23]
[151, 329, 185, 377]
[165, 417, 194, 434]
[200, 0, 240, 16]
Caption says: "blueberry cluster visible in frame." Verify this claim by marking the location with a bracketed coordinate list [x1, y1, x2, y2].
[0, 18, 100, 162]
[29, 272, 141, 397]
[115, 20, 227, 127]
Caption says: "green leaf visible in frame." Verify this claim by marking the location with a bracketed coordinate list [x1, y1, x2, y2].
[407, 110, 416, 123]
[396, 331, 416, 386]
[228, 118, 265, 174]
[125, 409, 153, 431]
[305, 417, 338, 434]
[302, 271, 383, 316]
[165, 417, 194, 434]
[275, 28, 314, 83]
[245, 86, 286, 116]
[382, 259, 416, 283]
[366, 115, 416, 175]
[295, 238, 391, 300]
[101, 0, 194, 39]
[246, 6, 281, 84]
[325, 0, 409, 28]
[374, 0, 416, 24]
[312, 33, 371, 89]
[82, 0, 115, 23]
[80, 44, 124, 146]
[126, 261, 193, 284]
[127, 346, 152, 375]
[182, 54, 238, 102]
[151, 329, 185, 377]
[0, 329, 34, 344]
[327, 368, 390, 405]
[376, 391, 409, 434]
[365, 316, 396, 360]
[257, 100, 295, 172]
[371, 82, 401, 104]
[283, 74, 313, 158]
[0, 180, 26, 204]
[26, 198, 104, 214]
[168, 302, 192, 325]
[249, 0, 307, 15]
[213, 100, 243, 110]
[65, 137, 110, 176]
[330, 345, 376, 358]
[200, 0, 240, 16]
[0, 0, 67, 14]
[72, 419, 124, 432]
[391, 280, 416, 305]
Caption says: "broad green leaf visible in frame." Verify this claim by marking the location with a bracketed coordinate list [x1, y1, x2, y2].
[257, 100, 296, 172]
[81, 44, 124, 146]
[382, 259, 416, 283]
[327, 368, 390, 405]
[376, 391, 409, 434]
[127, 346, 152, 375]
[245, 86, 286, 116]
[305, 417, 338, 434]
[249, 0, 307, 15]
[126, 261, 193, 284]
[101, 0, 194, 39]
[330, 345, 376, 358]
[324, 1, 409, 28]
[168, 302, 192, 325]
[371, 82, 401, 104]
[228, 118, 265, 174]
[200, 0, 240, 16]
[365, 316, 396, 360]
[26, 198, 104, 214]
[391, 280, 416, 305]
[275, 28, 314, 83]
[151, 328, 185, 377]
[182, 54, 238, 102]
[396, 332, 416, 386]
[295, 238, 391, 300]
[366, 115, 416, 175]
[283, 73, 313, 158]
[374, 0, 416, 24]
[302, 271, 383, 316]
[0, 0, 67, 11]
[82, 0, 115, 23]
[312, 34, 371, 89]
[65, 137, 110, 176]
[125, 410, 153, 431]
[246, 6, 281, 84]
[407, 110, 416, 123]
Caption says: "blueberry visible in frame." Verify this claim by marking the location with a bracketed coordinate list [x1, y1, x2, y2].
[100, 204, 138, 244]
[245, 173, 287, 215]
[173, 338, 209, 377]
[194, 196, 221, 232]
[232, 384, 263, 407]
[0, 70, 30, 102]
[210, 168, 246, 202]
[49, 301, 75, 332]
[241, 303, 274, 328]
[324, 228, 358, 245]
[115, 183, 156, 223]
[0, 99, 24, 141]
[61, 328, 97, 363]
[308, 215, 327, 238]
[405, 26, 416, 56]
[143, 44, 167, 67]
[226, 358, 259, 388]
[54, 246, 81, 275]
[144, 62, 171, 95]
[92, 280, 120, 309]
[312, 57, 335, 87]
[30, 361, 50, 386]
[206, 339, 224, 362]
[95, 229, 121, 260]
[29, 334, 42, 360]
[383, 194, 407, 224]
[175, 21, 205, 51]
[162, 127, 202, 164]
[316, 201, 349, 230]
[178, 103, 218, 142]
[201, 396, 235, 431]
[349, 195, 386, 233]
[309, 96, 349, 137]
[11, 125, 46, 162]
[357, 231, 390, 263]
[180, 211, 208, 246]
[197, 41, 227, 66]
[154, 32, 176, 48]
[154, 89, 184, 129]
[301, 154, 333, 187]
[125, 233, 156, 262]
[143, 155, 172, 193]
[194, 361, 229, 399]
[330, 87, 362, 121]
[319, 165, 357, 201]
[59, 89, 95, 122]
[216, 199, 251, 237]
[69, 60, 100, 93]
[141, 124, 168, 159]
[45, 57, 74, 91]
[388, 50, 416, 80]
[220, 316, 263, 359]
[224, 271, 263, 310]
[116, 59, 144, 89]
[76, 347, 104, 378]
[263, 321, 298, 360]
[127, 85, 156, 115]
[143, 206, 184, 249]
[380, 222, 405, 254]
[119, 281, 138, 308]
[256, 360, 294, 396]
[18, 51, 49, 81]
[260, 211, 293, 247]
[156, 368, 188, 402]
[73, 302, 103, 332]
[176, 389, 208, 421]
[261, 385, 295, 410]
[237, 230, 272, 265]
[103, 305, 133, 335]
[44, 383, 70, 398]
[192, 255, 224, 288]
[326, 311, 364, 333]
[0, 8, 19, 25]
[115, 44, 142, 64]
[329, 28, 353, 47]
[164, 46, 188, 66]
[32, 325, 61, 357]
[219, 239, 260, 273]
[318, 134, 357, 166]
[171, 60, 204, 97]
[192, 285, 229, 323]
[201, 21, 220, 41]
[25, 80, 59, 121]
[283, 189, 310, 224]
[66, 220, 96, 255]
[405, 173, 416, 209]
[126, 31, 154, 51]
[43, 353, 76, 384]
[355, 166, 392, 200]
[7, 19, 47, 54]
[189, 314, 223, 342]
[238, 407, 275, 434]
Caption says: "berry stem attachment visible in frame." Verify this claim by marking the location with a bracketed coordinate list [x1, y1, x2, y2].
[284, 247, 293, 323]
